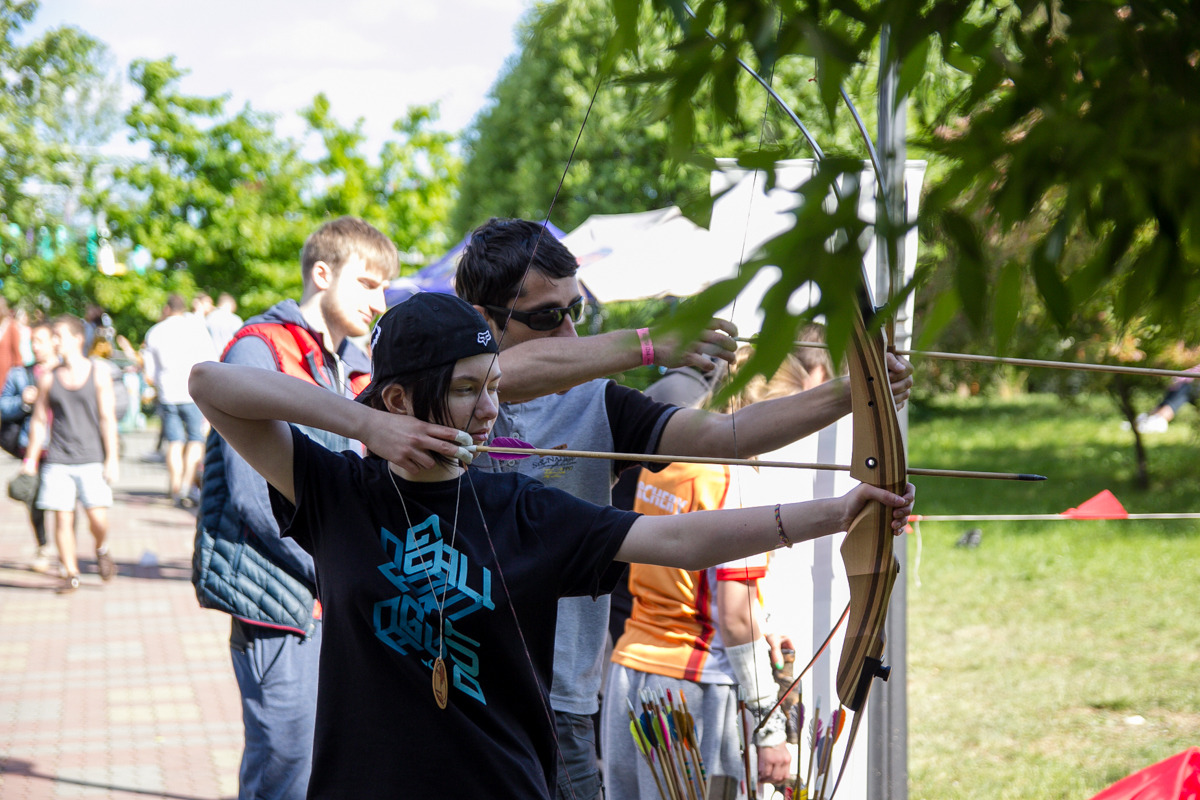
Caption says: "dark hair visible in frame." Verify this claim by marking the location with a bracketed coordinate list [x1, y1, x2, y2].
[301, 216, 400, 284]
[455, 218, 577, 308]
[166, 293, 187, 313]
[359, 362, 458, 468]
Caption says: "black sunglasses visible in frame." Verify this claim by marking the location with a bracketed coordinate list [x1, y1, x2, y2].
[484, 297, 585, 332]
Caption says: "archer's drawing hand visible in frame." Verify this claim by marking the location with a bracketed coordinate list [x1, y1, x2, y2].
[886, 352, 914, 409]
[367, 412, 472, 473]
[653, 319, 738, 372]
[840, 482, 916, 534]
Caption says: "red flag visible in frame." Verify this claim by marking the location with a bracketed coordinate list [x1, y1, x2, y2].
[1063, 489, 1129, 520]
[1089, 747, 1200, 799]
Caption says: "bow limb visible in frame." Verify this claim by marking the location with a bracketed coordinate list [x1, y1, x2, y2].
[691, 15, 907, 793]
[835, 285, 906, 713]
[814, 282, 906, 800]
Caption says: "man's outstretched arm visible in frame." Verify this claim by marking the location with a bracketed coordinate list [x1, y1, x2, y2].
[497, 321, 737, 403]
[656, 352, 914, 458]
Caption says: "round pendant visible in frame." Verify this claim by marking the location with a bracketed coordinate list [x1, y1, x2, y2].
[432, 656, 449, 709]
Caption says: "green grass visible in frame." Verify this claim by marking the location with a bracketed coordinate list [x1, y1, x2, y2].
[905, 393, 1200, 798]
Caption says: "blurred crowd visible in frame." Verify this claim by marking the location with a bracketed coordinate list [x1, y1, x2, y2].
[0, 291, 241, 583]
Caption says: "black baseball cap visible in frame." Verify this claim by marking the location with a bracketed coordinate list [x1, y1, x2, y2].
[357, 292, 499, 404]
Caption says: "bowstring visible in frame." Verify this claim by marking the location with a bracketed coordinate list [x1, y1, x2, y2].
[706, 10, 876, 795]
[722, 9, 786, 794]
[450, 64, 609, 800]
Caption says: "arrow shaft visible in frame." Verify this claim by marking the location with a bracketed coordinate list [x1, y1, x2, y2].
[753, 602, 851, 736]
[910, 513, 1200, 521]
[475, 446, 1042, 482]
[902, 349, 1200, 381]
[735, 338, 1200, 381]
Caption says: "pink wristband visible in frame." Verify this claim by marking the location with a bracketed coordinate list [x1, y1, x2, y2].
[636, 328, 654, 367]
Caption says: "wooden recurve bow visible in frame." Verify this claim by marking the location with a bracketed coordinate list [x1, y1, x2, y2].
[822, 276, 908, 799]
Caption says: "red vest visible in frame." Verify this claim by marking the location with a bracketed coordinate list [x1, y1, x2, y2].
[223, 322, 370, 397]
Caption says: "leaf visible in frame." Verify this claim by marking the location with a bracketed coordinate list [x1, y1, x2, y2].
[912, 289, 960, 351]
[992, 261, 1022, 352]
[1030, 224, 1072, 330]
[611, 0, 640, 53]
[938, 210, 987, 330]
[712, 49, 741, 122]
[895, 36, 930, 103]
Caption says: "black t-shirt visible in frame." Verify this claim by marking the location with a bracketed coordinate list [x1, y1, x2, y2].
[271, 427, 639, 799]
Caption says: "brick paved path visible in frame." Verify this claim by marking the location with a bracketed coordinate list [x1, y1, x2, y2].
[0, 430, 241, 799]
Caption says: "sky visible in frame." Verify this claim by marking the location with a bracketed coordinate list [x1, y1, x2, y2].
[27, 0, 535, 155]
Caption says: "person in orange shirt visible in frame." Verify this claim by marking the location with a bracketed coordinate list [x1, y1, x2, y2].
[603, 330, 836, 800]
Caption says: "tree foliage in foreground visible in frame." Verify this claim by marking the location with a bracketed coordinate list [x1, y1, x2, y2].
[454, 0, 926, 238]
[454, 0, 724, 235]
[603, 0, 1200, 385]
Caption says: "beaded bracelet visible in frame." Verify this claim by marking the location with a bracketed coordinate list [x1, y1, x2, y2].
[774, 503, 792, 548]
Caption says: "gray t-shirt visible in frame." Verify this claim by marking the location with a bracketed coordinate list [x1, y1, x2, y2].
[473, 378, 677, 714]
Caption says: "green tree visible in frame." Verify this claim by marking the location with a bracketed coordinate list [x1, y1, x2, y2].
[0, 14, 118, 220]
[0, 0, 52, 222]
[0, 2, 125, 323]
[453, 0, 966, 390]
[601, 0, 1200, 372]
[103, 60, 464, 336]
[106, 57, 316, 323]
[302, 95, 461, 271]
[453, 0, 762, 235]
[18, 24, 121, 224]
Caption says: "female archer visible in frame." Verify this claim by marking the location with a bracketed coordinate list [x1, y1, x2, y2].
[188, 292, 915, 799]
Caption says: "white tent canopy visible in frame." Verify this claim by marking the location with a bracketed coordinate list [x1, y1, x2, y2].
[563, 207, 738, 303]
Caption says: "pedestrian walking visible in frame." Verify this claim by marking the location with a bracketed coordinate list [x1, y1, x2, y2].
[142, 294, 218, 506]
[21, 315, 120, 593]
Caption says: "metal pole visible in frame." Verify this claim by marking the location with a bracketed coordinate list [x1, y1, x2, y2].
[870, 22, 909, 800]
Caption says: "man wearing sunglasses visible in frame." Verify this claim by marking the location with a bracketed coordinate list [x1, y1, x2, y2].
[481, 295, 586, 333]
[456, 217, 914, 800]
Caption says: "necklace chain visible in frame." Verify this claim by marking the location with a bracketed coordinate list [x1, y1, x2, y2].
[385, 466, 462, 656]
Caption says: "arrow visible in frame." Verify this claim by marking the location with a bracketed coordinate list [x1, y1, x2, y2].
[472, 440, 1045, 482]
[902, 349, 1200, 380]
[734, 338, 1200, 381]
[911, 512, 1200, 521]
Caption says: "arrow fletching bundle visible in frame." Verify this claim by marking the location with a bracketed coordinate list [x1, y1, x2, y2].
[482, 437, 535, 459]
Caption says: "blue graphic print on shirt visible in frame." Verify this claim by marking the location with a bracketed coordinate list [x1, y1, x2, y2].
[373, 514, 496, 704]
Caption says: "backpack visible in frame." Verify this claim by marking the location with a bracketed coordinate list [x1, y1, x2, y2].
[0, 420, 24, 458]
[0, 366, 35, 458]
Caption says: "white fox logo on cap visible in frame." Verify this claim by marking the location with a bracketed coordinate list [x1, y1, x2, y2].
[477, 330, 493, 346]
